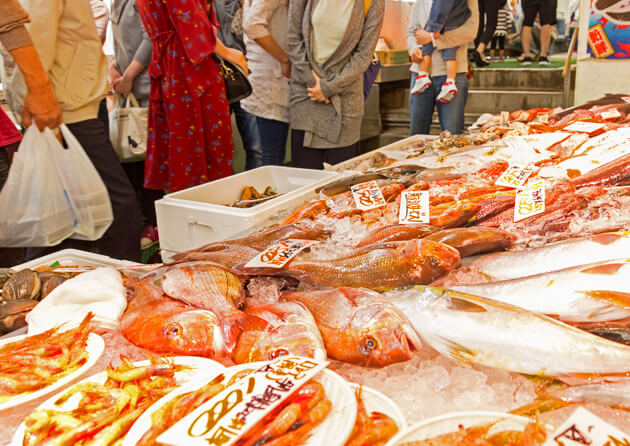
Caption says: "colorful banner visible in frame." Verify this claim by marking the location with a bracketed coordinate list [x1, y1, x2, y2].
[587, 0, 630, 58]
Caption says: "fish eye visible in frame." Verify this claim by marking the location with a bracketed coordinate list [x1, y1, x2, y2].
[164, 323, 182, 336]
[427, 255, 440, 266]
[270, 348, 289, 359]
[361, 336, 378, 353]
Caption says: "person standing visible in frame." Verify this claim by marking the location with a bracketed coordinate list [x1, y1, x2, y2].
[520, 0, 555, 65]
[215, 0, 263, 170]
[242, 0, 291, 166]
[2, 0, 142, 262]
[472, 0, 507, 67]
[407, 0, 478, 135]
[286, 0, 384, 169]
[136, 0, 246, 192]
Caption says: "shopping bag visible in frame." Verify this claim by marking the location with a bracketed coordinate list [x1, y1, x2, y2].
[109, 93, 148, 162]
[0, 126, 75, 247]
[53, 125, 113, 241]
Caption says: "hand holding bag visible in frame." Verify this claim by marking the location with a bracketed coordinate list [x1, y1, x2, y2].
[109, 93, 148, 162]
[213, 54, 253, 104]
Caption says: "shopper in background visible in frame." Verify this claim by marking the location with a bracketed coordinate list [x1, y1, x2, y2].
[472, 0, 507, 67]
[109, 0, 163, 250]
[489, 2, 512, 61]
[216, 0, 263, 170]
[520, 0, 555, 65]
[137, 0, 246, 192]
[286, 0, 384, 169]
[407, 0, 478, 135]
[242, 0, 291, 166]
[1, 0, 142, 262]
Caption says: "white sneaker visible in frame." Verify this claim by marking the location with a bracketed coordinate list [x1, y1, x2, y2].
[437, 80, 458, 103]
[411, 73, 432, 95]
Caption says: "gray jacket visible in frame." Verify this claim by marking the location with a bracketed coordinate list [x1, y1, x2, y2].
[216, 0, 246, 53]
[287, 0, 384, 149]
[111, 0, 152, 101]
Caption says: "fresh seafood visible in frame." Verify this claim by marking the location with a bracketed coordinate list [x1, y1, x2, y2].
[238, 239, 461, 290]
[424, 227, 514, 257]
[233, 185, 278, 208]
[392, 286, 630, 376]
[452, 259, 630, 322]
[0, 313, 93, 403]
[37, 271, 68, 299]
[137, 374, 226, 446]
[22, 356, 184, 446]
[169, 245, 261, 270]
[469, 232, 630, 281]
[571, 152, 630, 187]
[234, 300, 326, 363]
[345, 387, 399, 446]
[356, 223, 438, 248]
[0, 268, 13, 288]
[282, 288, 422, 367]
[0, 298, 38, 333]
[546, 380, 630, 409]
[315, 172, 390, 196]
[121, 280, 225, 357]
[1, 269, 40, 301]
[282, 199, 329, 224]
[571, 320, 630, 346]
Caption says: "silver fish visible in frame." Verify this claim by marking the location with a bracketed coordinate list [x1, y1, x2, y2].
[549, 380, 630, 409]
[392, 286, 630, 377]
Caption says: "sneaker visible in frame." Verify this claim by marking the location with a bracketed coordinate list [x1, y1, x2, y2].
[539, 56, 550, 66]
[499, 56, 505, 62]
[141, 225, 159, 250]
[411, 73, 432, 95]
[437, 80, 458, 103]
[521, 56, 533, 66]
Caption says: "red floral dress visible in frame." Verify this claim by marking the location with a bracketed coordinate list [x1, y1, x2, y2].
[137, 0, 234, 192]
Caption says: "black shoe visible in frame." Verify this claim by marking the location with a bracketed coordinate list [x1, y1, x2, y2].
[539, 56, 550, 66]
[521, 56, 533, 66]
[473, 51, 489, 67]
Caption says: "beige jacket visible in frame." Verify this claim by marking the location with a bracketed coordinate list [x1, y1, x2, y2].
[2, 0, 109, 124]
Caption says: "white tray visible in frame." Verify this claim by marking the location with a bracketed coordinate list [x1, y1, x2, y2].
[11, 248, 141, 270]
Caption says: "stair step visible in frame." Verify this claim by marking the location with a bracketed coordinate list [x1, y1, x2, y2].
[466, 89, 564, 112]
[468, 67, 575, 90]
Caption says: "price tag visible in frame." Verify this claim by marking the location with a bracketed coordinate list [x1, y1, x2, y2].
[500, 111, 510, 125]
[244, 239, 318, 269]
[563, 121, 607, 134]
[600, 109, 622, 120]
[514, 180, 545, 222]
[351, 180, 387, 211]
[399, 191, 430, 224]
[495, 165, 535, 188]
[542, 407, 630, 446]
[158, 356, 328, 446]
[537, 113, 550, 124]
[622, 96, 630, 104]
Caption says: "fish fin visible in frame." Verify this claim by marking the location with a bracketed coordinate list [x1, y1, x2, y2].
[568, 297, 630, 322]
[439, 337, 475, 365]
[580, 263, 625, 275]
[446, 296, 489, 313]
[591, 233, 625, 245]
[510, 397, 572, 417]
[579, 290, 630, 310]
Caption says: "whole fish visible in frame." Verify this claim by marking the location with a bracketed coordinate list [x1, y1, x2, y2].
[355, 224, 438, 248]
[237, 239, 461, 290]
[159, 262, 267, 354]
[571, 152, 630, 187]
[392, 286, 630, 377]
[0, 298, 38, 333]
[174, 222, 332, 255]
[469, 232, 630, 281]
[232, 300, 326, 364]
[547, 380, 630, 409]
[424, 227, 514, 257]
[571, 321, 630, 346]
[168, 246, 261, 271]
[121, 281, 225, 357]
[453, 260, 630, 322]
[282, 287, 422, 367]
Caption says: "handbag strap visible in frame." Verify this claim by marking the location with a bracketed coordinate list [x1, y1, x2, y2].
[127, 92, 140, 108]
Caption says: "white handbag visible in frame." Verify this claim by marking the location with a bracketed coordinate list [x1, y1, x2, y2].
[109, 93, 148, 162]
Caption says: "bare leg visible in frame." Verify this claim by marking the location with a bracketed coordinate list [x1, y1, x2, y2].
[540, 24, 551, 57]
[445, 59, 456, 81]
[522, 25, 533, 57]
[420, 54, 431, 74]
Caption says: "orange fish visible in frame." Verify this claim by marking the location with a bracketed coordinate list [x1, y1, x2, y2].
[356, 223, 438, 248]
[168, 246, 261, 271]
[425, 227, 514, 257]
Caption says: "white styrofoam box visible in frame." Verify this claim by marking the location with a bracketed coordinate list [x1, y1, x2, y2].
[11, 248, 141, 270]
[156, 166, 339, 253]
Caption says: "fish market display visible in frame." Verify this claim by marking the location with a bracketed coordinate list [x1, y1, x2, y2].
[232, 185, 278, 208]
[345, 387, 399, 446]
[0, 313, 93, 404]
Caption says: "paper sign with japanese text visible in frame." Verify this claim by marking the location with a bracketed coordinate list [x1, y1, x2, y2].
[563, 122, 607, 135]
[500, 111, 509, 125]
[514, 180, 545, 222]
[244, 239, 318, 269]
[351, 180, 387, 211]
[399, 191, 430, 224]
[495, 165, 535, 189]
[158, 356, 328, 446]
[542, 407, 629, 446]
[600, 109, 621, 120]
[537, 113, 549, 124]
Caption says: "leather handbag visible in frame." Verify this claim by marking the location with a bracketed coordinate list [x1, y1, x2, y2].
[213, 54, 252, 104]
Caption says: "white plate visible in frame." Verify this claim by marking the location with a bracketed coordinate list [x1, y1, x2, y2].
[11, 356, 223, 446]
[123, 363, 226, 446]
[349, 383, 407, 430]
[385, 411, 550, 446]
[0, 332, 104, 412]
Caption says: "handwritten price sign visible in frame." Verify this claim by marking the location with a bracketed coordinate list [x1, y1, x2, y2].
[399, 191, 430, 224]
[158, 356, 328, 446]
[600, 109, 621, 121]
[495, 165, 534, 189]
[351, 181, 387, 211]
[514, 180, 545, 222]
[244, 239, 318, 269]
[542, 407, 629, 446]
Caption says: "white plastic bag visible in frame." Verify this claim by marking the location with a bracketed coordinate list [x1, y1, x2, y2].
[0, 126, 75, 247]
[109, 93, 148, 162]
[53, 125, 113, 241]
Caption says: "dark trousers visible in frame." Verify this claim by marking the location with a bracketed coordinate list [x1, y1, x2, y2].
[231, 102, 263, 170]
[26, 119, 142, 262]
[257, 116, 289, 166]
[291, 129, 361, 170]
[122, 161, 163, 227]
[475, 0, 507, 47]
[490, 35, 506, 50]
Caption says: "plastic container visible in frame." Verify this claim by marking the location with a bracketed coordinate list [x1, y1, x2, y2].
[12, 248, 140, 271]
[155, 166, 338, 254]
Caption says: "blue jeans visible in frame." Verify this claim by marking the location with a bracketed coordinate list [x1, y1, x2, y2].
[409, 72, 468, 135]
[421, 42, 457, 61]
[256, 116, 289, 166]
[231, 102, 262, 170]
